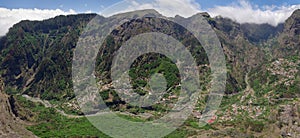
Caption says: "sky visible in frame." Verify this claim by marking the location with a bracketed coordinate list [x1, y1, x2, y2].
[0, 0, 300, 36]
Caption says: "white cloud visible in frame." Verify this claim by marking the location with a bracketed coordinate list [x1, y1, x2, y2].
[101, 0, 201, 17]
[0, 8, 76, 36]
[208, 0, 300, 26]
[1, 0, 298, 36]
[84, 10, 93, 13]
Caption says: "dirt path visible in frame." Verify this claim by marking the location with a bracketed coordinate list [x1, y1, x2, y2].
[21, 94, 147, 119]
[22, 95, 52, 108]
[22, 94, 84, 118]
[240, 72, 255, 102]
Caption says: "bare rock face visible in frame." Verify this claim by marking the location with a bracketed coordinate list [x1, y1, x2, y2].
[276, 9, 300, 58]
[0, 79, 36, 138]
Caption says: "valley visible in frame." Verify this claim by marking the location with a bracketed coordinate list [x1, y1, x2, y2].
[0, 9, 299, 138]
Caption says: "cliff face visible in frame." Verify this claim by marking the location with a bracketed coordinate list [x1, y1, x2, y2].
[0, 9, 299, 99]
[0, 11, 247, 101]
[0, 79, 36, 137]
[275, 9, 300, 58]
[0, 14, 97, 100]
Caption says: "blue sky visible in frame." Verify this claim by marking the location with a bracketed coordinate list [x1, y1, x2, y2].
[0, 0, 299, 36]
[0, 0, 299, 13]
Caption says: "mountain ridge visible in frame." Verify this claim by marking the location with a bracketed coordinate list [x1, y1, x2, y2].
[0, 9, 299, 137]
[1, 9, 299, 99]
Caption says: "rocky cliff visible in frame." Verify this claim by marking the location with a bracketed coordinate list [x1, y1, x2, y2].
[0, 79, 36, 137]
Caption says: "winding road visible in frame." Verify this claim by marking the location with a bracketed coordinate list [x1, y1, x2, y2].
[21, 94, 148, 119]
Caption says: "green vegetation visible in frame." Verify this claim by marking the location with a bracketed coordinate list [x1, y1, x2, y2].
[0, 14, 97, 102]
[27, 117, 110, 138]
[129, 53, 180, 93]
[244, 119, 265, 133]
[0, 10, 300, 137]
[13, 95, 109, 137]
[164, 129, 192, 138]
[14, 94, 199, 138]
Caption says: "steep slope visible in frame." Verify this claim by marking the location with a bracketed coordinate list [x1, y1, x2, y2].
[249, 9, 300, 96]
[0, 14, 97, 100]
[274, 9, 300, 58]
[0, 9, 293, 109]
[0, 79, 36, 137]
[240, 23, 284, 44]
[0, 11, 248, 103]
[0, 9, 299, 138]
[0, 9, 298, 107]
[212, 17, 267, 93]
[241, 9, 300, 137]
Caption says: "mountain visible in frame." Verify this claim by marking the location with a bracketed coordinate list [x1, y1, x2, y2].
[212, 16, 266, 92]
[274, 9, 300, 58]
[249, 9, 300, 98]
[0, 9, 299, 137]
[241, 23, 284, 44]
[0, 10, 266, 100]
[0, 14, 97, 101]
[243, 10, 300, 137]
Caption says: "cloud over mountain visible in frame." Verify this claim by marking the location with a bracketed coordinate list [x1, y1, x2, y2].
[101, 0, 200, 17]
[0, 0, 299, 36]
[102, 0, 300, 26]
[208, 0, 300, 26]
[0, 8, 76, 36]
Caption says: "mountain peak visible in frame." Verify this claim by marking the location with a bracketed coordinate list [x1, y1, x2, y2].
[188, 12, 211, 19]
[111, 9, 163, 19]
[291, 9, 300, 17]
[283, 9, 300, 34]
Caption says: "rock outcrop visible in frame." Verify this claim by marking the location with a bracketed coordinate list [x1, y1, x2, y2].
[0, 79, 36, 138]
